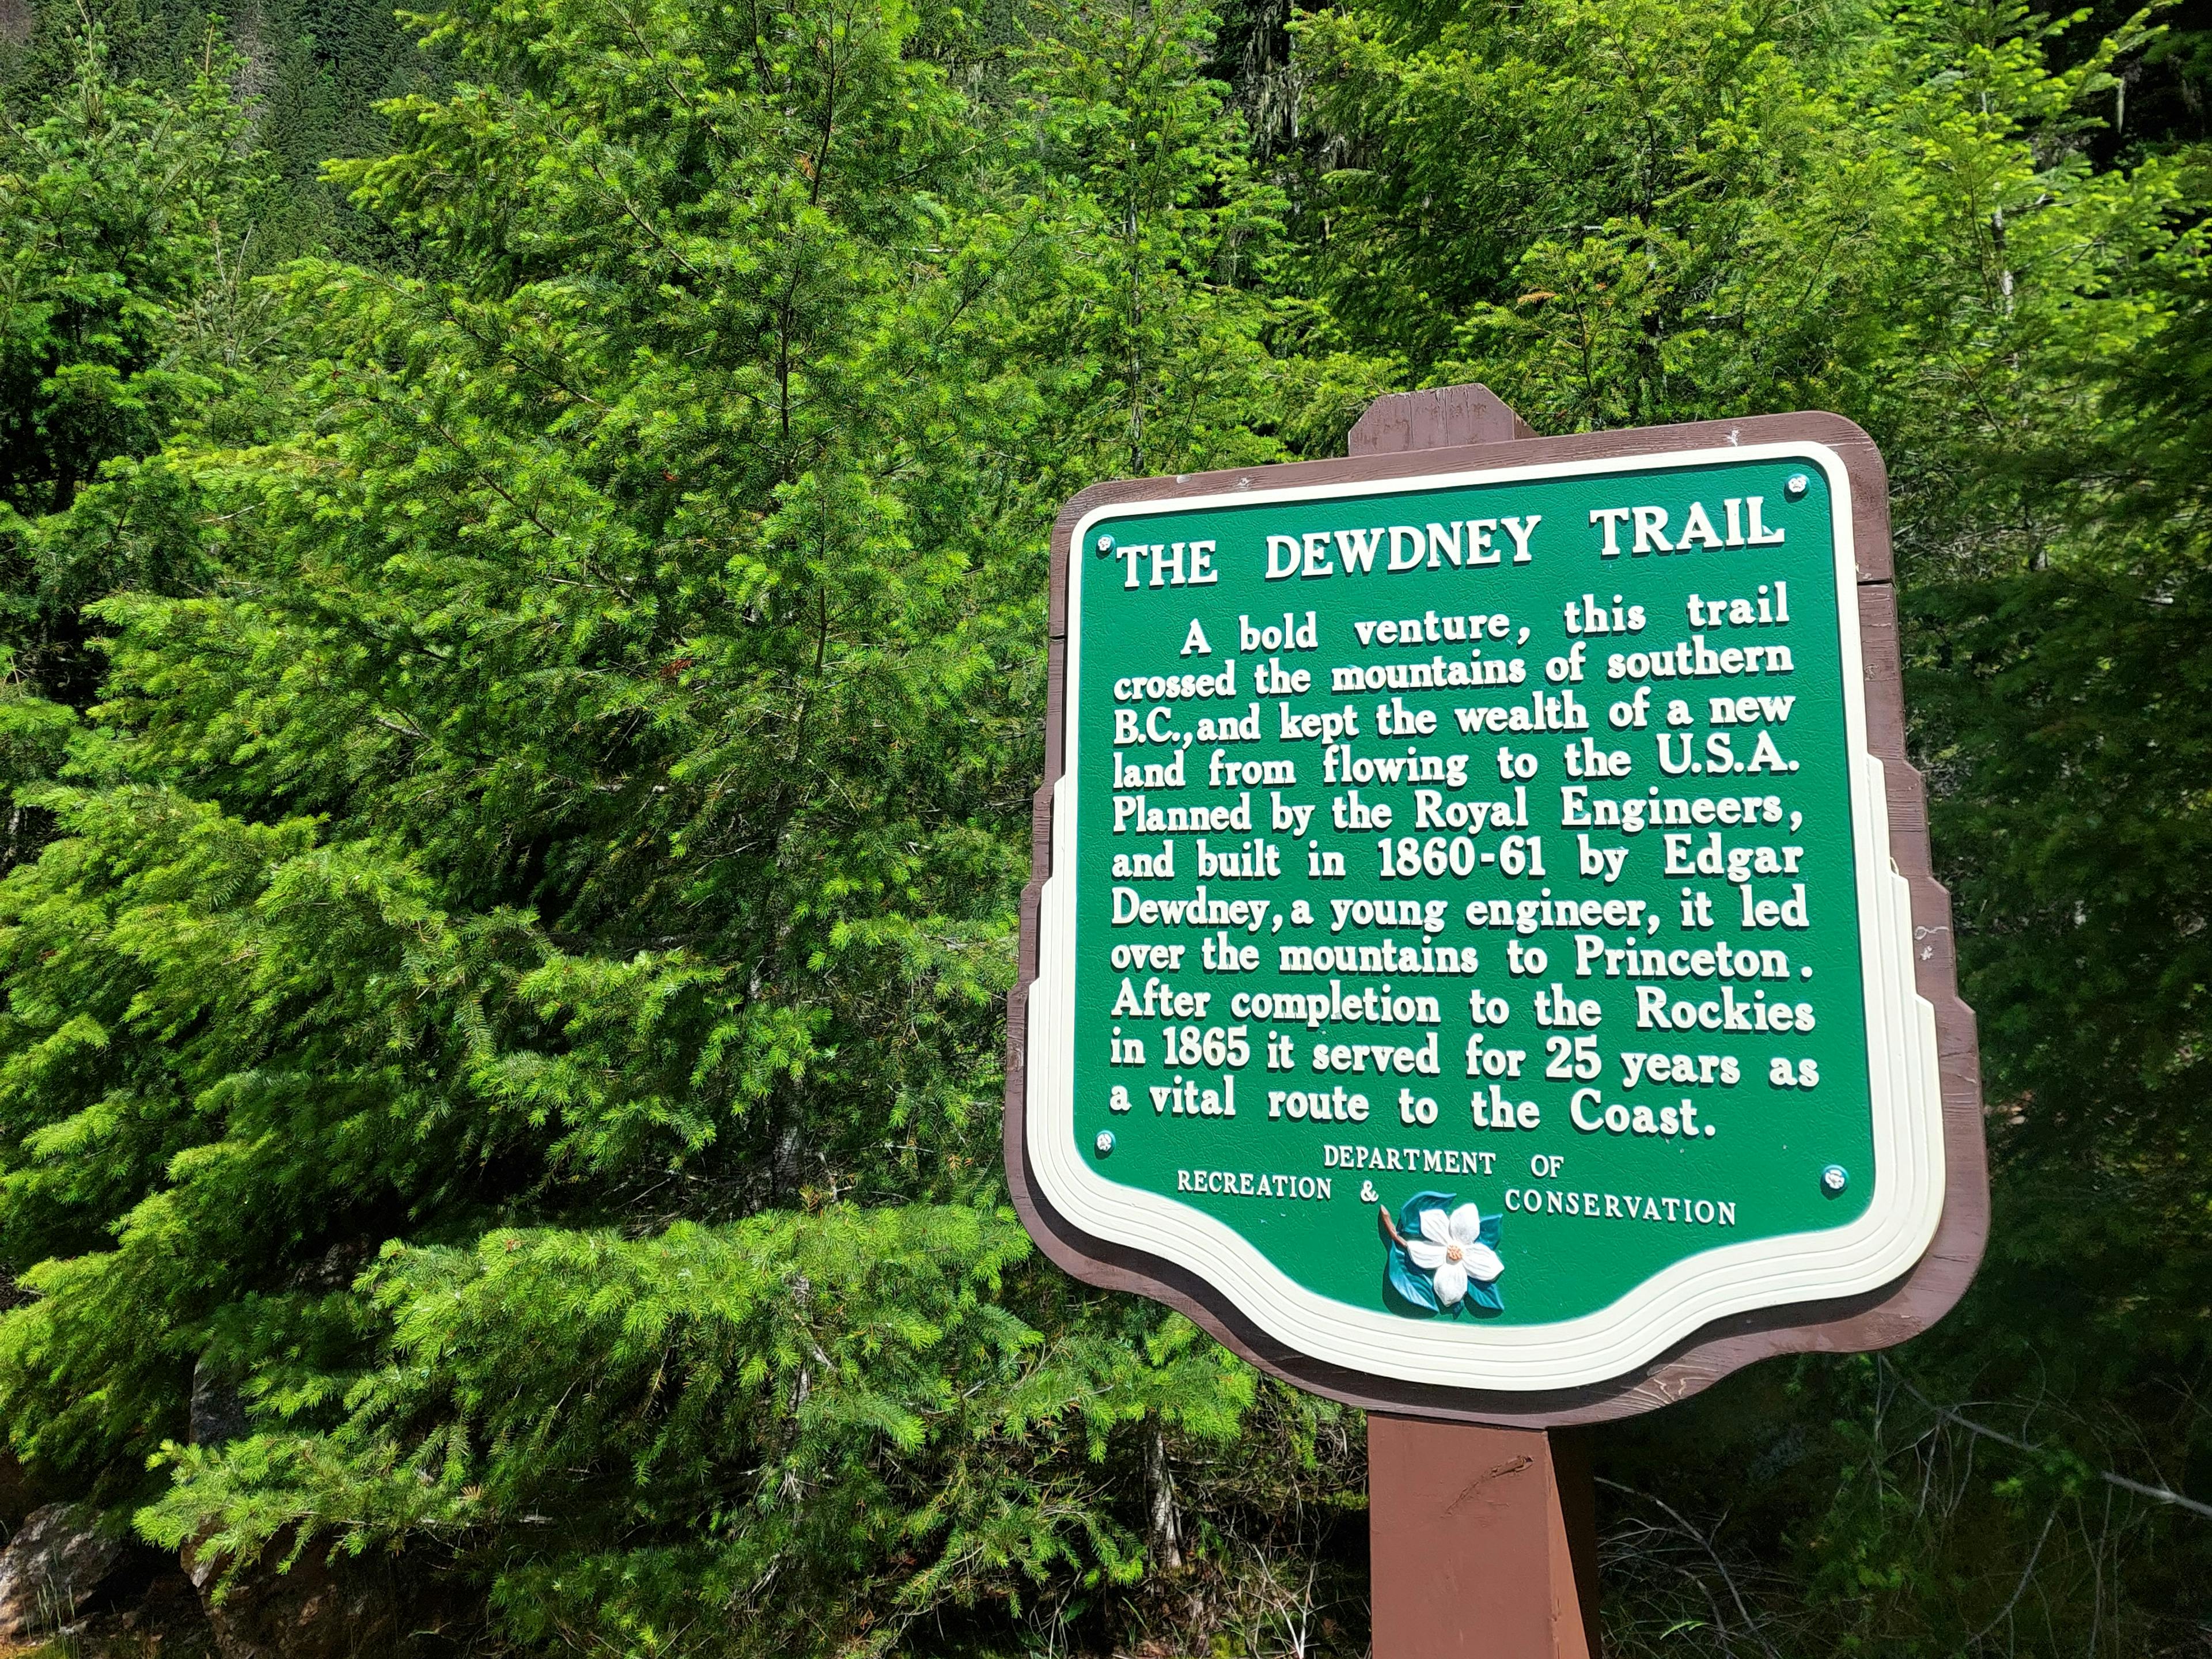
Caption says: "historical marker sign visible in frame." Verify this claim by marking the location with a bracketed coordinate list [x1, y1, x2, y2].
[1007, 411, 1986, 1421]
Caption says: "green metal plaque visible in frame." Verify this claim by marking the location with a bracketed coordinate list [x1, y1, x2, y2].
[1012, 416, 1973, 1407]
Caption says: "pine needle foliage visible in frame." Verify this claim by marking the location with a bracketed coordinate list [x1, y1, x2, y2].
[0, 0, 1298, 1650]
[0, 0, 2208, 1647]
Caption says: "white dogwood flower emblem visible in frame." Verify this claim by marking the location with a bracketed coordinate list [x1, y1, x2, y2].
[1404, 1203, 1503, 1307]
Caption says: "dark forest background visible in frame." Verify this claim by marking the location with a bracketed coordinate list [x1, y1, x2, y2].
[0, 0, 2207, 1649]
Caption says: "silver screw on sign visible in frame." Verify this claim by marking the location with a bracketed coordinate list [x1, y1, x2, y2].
[1821, 1164, 1849, 1195]
[1094, 1131, 1115, 1157]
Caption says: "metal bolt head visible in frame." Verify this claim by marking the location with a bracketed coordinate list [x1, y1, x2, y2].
[1785, 474, 1810, 499]
[1820, 1163, 1849, 1195]
[1095, 534, 1115, 554]
[1094, 1130, 1116, 1157]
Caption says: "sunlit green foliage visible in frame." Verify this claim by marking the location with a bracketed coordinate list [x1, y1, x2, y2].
[0, 0, 1310, 1648]
[0, 0, 2205, 1649]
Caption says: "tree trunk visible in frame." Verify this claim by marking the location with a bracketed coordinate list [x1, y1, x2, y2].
[1144, 1426, 1183, 1571]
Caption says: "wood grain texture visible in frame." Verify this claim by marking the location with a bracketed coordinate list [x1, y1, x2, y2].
[1368, 1416, 1598, 1658]
[1005, 399, 1987, 1425]
[1347, 382, 1537, 453]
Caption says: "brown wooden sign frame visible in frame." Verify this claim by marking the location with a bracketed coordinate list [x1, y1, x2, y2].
[1005, 403, 1988, 1426]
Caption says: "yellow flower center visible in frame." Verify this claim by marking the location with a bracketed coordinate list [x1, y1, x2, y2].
[1445, 1243, 1463, 1263]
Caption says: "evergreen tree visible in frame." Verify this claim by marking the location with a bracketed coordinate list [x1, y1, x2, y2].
[0, 0, 1310, 1651]
[1283, 0, 2212, 1646]
[0, 0, 2205, 1648]
[0, 25, 266, 861]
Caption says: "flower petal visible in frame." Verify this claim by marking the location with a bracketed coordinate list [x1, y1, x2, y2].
[1433, 1260, 1468, 1305]
[1418, 1207, 1453, 1245]
[1448, 1203, 1484, 1245]
[1407, 1239, 1448, 1270]
[1460, 1241, 1504, 1283]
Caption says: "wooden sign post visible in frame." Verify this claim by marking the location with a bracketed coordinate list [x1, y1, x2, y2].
[1355, 391, 1599, 1659]
[1007, 387, 1987, 1653]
